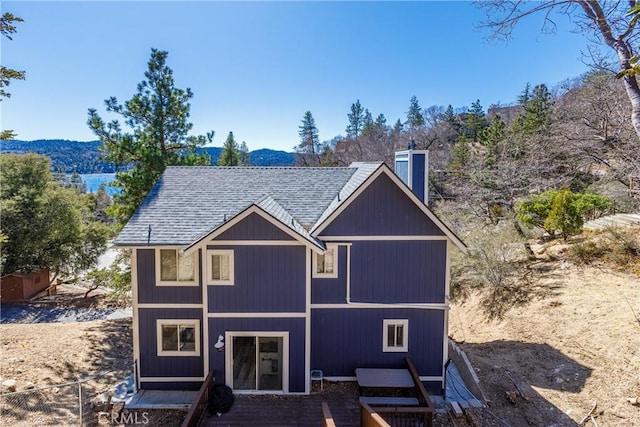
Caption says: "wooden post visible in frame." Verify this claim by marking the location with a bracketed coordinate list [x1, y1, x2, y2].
[78, 382, 83, 426]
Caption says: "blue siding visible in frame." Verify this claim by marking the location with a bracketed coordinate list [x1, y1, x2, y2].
[209, 317, 306, 393]
[411, 153, 426, 202]
[350, 240, 446, 304]
[207, 245, 306, 313]
[138, 308, 204, 379]
[311, 246, 347, 304]
[136, 249, 203, 304]
[311, 308, 444, 378]
[139, 381, 201, 391]
[319, 173, 445, 236]
[216, 212, 295, 241]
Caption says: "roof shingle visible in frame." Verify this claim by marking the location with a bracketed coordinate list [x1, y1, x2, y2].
[114, 164, 380, 246]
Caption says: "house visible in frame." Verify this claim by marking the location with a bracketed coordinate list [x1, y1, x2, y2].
[114, 149, 465, 394]
[0, 268, 50, 301]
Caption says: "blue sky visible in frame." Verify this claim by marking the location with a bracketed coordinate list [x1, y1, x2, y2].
[2, 1, 590, 152]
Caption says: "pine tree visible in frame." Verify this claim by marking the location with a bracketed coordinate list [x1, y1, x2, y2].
[239, 141, 250, 166]
[406, 95, 425, 134]
[218, 132, 240, 166]
[346, 100, 365, 142]
[88, 48, 212, 223]
[465, 99, 487, 141]
[0, 12, 26, 140]
[295, 111, 320, 166]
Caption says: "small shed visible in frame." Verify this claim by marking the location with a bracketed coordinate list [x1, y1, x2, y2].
[0, 268, 50, 301]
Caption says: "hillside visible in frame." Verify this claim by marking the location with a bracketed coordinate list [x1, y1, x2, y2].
[450, 230, 640, 426]
[1, 140, 295, 173]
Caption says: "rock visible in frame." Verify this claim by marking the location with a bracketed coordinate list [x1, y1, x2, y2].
[2, 379, 17, 392]
[628, 397, 639, 406]
[555, 377, 564, 384]
[22, 382, 35, 390]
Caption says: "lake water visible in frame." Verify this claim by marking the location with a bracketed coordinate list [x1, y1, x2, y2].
[79, 173, 119, 195]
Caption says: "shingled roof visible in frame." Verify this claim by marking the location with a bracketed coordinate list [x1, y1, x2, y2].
[114, 163, 381, 247]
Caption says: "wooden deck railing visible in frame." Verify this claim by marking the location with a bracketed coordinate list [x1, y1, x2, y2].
[359, 359, 435, 427]
[360, 402, 392, 427]
[405, 357, 435, 427]
[180, 371, 215, 427]
[321, 401, 337, 427]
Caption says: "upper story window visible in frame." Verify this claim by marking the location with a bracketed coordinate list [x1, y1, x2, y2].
[207, 249, 234, 285]
[157, 319, 200, 356]
[313, 244, 338, 278]
[383, 319, 408, 352]
[156, 249, 197, 286]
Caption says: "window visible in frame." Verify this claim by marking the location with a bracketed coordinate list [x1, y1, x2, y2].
[156, 319, 200, 356]
[207, 249, 234, 285]
[383, 319, 408, 352]
[313, 244, 338, 278]
[156, 249, 197, 286]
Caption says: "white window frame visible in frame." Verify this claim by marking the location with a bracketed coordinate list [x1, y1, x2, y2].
[206, 249, 235, 286]
[156, 319, 201, 357]
[155, 248, 198, 286]
[313, 244, 338, 278]
[383, 319, 409, 352]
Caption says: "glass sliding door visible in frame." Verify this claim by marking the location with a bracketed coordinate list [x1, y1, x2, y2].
[232, 336, 256, 390]
[258, 337, 282, 391]
[231, 334, 284, 391]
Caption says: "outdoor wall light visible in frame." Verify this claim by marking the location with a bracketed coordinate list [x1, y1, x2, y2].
[214, 335, 225, 352]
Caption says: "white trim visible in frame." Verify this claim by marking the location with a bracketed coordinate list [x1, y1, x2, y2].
[156, 319, 201, 357]
[155, 248, 199, 287]
[225, 331, 289, 393]
[305, 248, 311, 394]
[323, 375, 444, 382]
[138, 303, 203, 309]
[207, 312, 306, 318]
[131, 249, 140, 390]
[205, 249, 235, 286]
[139, 376, 206, 382]
[312, 243, 338, 278]
[382, 319, 409, 352]
[183, 205, 324, 255]
[311, 303, 448, 310]
[346, 244, 351, 303]
[202, 248, 210, 376]
[311, 165, 466, 252]
[320, 235, 448, 241]
[206, 240, 304, 246]
[443, 240, 451, 380]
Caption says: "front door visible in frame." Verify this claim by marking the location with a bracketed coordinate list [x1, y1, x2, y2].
[228, 333, 287, 392]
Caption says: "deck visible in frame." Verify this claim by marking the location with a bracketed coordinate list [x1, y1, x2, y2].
[201, 384, 360, 427]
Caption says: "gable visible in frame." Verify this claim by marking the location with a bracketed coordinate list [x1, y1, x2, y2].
[318, 173, 445, 237]
[214, 212, 296, 241]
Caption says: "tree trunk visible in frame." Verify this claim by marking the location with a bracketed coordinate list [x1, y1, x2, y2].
[578, 0, 640, 141]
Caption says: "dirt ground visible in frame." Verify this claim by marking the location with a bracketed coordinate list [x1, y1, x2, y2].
[450, 239, 640, 426]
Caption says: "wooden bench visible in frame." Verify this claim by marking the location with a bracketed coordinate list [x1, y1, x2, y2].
[359, 396, 419, 406]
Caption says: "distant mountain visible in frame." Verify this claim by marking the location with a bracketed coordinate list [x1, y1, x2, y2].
[1, 139, 295, 173]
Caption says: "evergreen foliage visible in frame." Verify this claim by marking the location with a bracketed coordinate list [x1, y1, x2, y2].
[0, 153, 109, 278]
[406, 95, 425, 132]
[0, 12, 26, 141]
[218, 132, 240, 166]
[346, 99, 365, 141]
[87, 49, 213, 224]
[295, 111, 321, 166]
[516, 189, 612, 239]
[465, 99, 487, 141]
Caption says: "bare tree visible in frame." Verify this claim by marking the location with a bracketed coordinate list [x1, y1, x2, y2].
[478, 0, 640, 141]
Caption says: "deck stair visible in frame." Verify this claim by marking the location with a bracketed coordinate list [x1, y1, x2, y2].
[583, 213, 640, 231]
